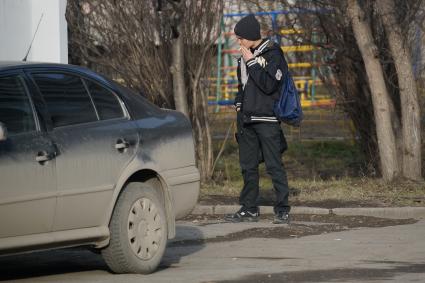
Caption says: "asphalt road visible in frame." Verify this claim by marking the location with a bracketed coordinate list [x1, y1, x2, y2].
[1, 217, 424, 283]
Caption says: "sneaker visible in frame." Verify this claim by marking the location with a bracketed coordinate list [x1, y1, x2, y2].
[273, 212, 290, 224]
[224, 208, 259, 223]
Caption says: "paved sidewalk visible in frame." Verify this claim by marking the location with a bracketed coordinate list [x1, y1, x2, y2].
[191, 204, 425, 219]
[4, 219, 423, 282]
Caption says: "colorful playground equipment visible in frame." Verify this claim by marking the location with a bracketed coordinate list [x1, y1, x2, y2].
[209, 9, 336, 112]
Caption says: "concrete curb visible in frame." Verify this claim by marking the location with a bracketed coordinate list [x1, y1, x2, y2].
[190, 205, 425, 219]
[332, 207, 425, 219]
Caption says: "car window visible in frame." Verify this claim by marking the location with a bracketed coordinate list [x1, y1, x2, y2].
[0, 75, 36, 135]
[32, 73, 98, 128]
[84, 79, 124, 120]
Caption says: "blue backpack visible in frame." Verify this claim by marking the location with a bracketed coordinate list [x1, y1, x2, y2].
[273, 70, 303, 127]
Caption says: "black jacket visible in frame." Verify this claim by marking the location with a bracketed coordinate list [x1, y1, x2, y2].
[235, 39, 288, 124]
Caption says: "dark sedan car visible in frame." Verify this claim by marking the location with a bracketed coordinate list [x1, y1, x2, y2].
[0, 62, 200, 274]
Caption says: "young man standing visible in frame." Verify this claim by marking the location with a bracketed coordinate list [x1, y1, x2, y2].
[225, 14, 290, 224]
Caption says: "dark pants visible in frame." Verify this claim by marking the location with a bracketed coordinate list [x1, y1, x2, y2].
[236, 117, 290, 214]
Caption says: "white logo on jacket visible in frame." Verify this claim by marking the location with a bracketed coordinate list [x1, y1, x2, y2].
[275, 69, 283, 81]
[256, 56, 267, 68]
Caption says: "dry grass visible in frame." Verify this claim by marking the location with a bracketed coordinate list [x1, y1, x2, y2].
[206, 139, 425, 207]
[201, 177, 425, 207]
[291, 178, 425, 206]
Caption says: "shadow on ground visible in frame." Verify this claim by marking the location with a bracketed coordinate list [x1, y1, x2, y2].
[0, 226, 205, 281]
[0, 248, 108, 281]
[213, 261, 425, 283]
[159, 225, 205, 270]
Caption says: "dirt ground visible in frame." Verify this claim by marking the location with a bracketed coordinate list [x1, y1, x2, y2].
[176, 214, 417, 247]
[198, 193, 386, 208]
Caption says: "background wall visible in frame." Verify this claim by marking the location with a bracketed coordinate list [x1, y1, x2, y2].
[0, 0, 68, 63]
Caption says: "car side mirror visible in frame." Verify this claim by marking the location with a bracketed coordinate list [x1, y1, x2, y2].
[0, 122, 8, 141]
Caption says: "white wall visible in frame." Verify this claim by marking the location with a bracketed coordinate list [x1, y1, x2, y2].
[0, 0, 68, 63]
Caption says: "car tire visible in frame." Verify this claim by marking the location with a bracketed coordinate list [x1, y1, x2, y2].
[101, 182, 168, 274]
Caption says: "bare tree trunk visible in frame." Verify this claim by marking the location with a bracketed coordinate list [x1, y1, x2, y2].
[190, 45, 214, 181]
[184, 0, 223, 182]
[199, 86, 213, 180]
[347, 0, 399, 181]
[376, 0, 422, 181]
[171, 34, 189, 116]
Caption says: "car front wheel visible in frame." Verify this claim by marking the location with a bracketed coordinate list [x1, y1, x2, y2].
[102, 182, 168, 274]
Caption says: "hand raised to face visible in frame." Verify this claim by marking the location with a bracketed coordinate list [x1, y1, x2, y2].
[239, 46, 254, 62]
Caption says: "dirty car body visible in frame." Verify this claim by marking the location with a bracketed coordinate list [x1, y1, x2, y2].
[0, 62, 199, 273]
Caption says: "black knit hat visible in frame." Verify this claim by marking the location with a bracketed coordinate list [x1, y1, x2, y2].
[234, 14, 261, 41]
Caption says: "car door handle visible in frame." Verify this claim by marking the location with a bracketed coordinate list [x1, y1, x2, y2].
[115, 139, 130, 150]
[35, 151, 55, 163]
